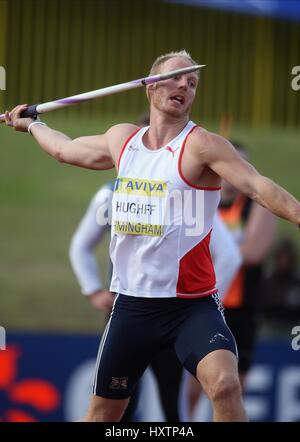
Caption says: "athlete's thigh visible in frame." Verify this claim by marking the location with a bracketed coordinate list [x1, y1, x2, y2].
[93, 294, 157, 399]
[174, 294, 238, 377]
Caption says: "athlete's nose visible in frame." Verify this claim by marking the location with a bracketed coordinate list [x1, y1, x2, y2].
[177, 76, 188, 90]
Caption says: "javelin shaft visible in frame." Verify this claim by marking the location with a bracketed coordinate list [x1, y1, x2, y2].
[0, 64, 205, 123]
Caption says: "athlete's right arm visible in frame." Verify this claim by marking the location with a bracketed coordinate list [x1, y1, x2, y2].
[32, 127, 114, 170]
[4, 104, 137, 170]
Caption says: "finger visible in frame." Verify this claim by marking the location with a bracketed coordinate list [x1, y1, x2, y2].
[4, 110, 9, 124]
[10, 104, 28, 120]
[4, 110, 13, 126]
[14, 104, 28, 119]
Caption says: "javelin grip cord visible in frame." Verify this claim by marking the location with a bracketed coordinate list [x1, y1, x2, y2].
[20, 104, 38, 119]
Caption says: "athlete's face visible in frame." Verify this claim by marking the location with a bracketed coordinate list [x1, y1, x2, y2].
[148, 57, 199, 118]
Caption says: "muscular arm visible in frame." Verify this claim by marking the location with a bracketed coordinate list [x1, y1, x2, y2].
[197, 131, 300, 226]
[29, 125, 115, 169]
[5, 104, 137, 170]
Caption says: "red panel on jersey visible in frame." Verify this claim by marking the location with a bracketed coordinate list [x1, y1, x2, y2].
[176, 231, 216, 296]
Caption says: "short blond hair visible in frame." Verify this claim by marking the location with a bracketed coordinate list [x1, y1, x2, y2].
[149, 50, 199, 77]
[146, 50, 199, 102]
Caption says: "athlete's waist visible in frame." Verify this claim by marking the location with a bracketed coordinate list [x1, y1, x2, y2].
[114, 291, 219, 303]
[110, 287, 218, 299]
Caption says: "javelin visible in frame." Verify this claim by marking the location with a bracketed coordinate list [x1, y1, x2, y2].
[0, 65, 205, 123]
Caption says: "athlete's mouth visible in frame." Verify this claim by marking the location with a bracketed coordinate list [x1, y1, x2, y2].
[169, 94, 185, 105]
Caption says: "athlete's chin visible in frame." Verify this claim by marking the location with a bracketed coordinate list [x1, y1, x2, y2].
[153, 101, 190, 119]
[164, 106, 188, 118]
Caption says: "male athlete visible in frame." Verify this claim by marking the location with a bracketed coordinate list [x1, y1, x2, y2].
[5, 50, 300, 422]
[69, 181, 241, 421]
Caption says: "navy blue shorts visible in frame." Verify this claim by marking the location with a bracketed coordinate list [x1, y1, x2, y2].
[93, 293, 237, 399]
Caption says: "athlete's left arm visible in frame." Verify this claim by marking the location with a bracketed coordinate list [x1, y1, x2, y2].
[200, 131, 300, 226]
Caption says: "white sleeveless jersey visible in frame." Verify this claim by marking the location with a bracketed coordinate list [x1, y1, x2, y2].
[109, 121, 221, 298]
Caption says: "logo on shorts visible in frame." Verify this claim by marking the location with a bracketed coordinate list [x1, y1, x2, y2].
[109, 377, 128, 390]
[209, 333, 229, 344]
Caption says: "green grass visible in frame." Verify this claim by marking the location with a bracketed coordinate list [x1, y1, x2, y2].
[1, 114, 300, 332]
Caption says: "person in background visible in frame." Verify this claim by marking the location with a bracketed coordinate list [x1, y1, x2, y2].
[187, 141, 277, 420]
[219, 141, 277, 387]
[261, 237, 300, 334]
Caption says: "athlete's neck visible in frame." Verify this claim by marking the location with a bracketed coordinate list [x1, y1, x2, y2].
[144, 113, 189, 150]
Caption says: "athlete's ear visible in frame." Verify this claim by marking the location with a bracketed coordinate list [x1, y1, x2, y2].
[146, 84, 155, 103]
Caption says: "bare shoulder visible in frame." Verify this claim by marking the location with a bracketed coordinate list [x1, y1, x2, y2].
[106, 123, 139, 145]
[105, 123, 139, 165]
[188, 126, 236, 162]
